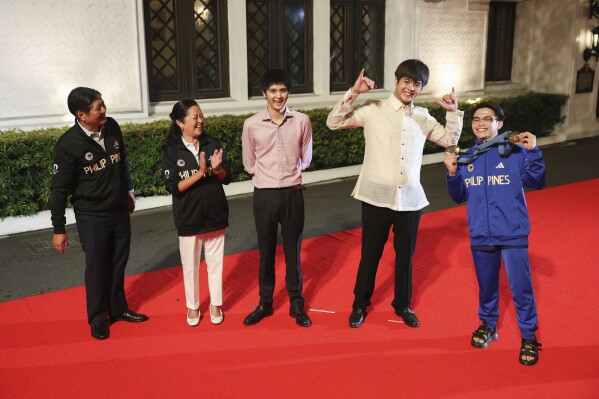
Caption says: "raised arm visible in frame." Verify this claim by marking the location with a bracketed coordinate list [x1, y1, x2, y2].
[435, 86, 458, 112]
[326, 69, 373, 130]
[351, 68, 376, 96]
[517, 132, 546, 190]
[422, 87, 464, 148]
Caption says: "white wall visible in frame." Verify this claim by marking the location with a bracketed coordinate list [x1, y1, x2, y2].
[559, 0, 599, 138]
[0, 0, 148, 129]
[416, 0, 487, 96]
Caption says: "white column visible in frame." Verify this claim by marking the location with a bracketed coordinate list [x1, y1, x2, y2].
[385, 0, 417, 90]
[312, 0, 331, 96]
[135, 0, 150, 117]
[228, 0, 249, 102]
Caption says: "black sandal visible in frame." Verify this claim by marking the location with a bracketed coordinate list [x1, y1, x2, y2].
[519, 337, 542, 366]
[471, 324, 498, 349]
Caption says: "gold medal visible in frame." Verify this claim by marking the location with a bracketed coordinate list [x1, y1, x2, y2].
[444, 145, 460, 156]
[507, 132, 521, 144]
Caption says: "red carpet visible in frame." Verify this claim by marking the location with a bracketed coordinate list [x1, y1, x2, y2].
[1, 180, 599, 398]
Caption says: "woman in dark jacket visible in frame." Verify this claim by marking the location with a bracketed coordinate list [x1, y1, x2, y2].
[162, 99, 231, 326]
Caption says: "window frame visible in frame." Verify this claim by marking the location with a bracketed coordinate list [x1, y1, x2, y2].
[142, 0, 230, 102]
[330, 0, 385, 92]
[246, 0, 313, 97]
[485, 1, 516, 82]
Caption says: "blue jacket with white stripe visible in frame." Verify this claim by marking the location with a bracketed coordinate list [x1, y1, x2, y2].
[446, 139, 545, 247]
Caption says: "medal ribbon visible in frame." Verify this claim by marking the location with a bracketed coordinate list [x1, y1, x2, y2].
[457, 131, 513, 165]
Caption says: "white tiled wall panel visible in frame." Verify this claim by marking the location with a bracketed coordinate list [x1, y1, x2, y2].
[0, 0, 142, 122]
[417, 9, 486, 95]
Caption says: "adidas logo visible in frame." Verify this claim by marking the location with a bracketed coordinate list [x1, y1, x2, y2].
[495, 162, 505, 169]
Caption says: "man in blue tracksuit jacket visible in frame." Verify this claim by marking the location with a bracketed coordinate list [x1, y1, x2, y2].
[443, 102, 545, 366]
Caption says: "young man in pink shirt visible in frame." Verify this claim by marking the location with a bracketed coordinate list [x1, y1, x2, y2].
[241, 69, 313, 327]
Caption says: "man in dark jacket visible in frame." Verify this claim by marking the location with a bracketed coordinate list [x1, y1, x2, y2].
[50, 87, 148, 340]
[444, 101, 544, 366]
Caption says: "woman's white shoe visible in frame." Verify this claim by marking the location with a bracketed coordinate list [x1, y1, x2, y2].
[187, 309, 200, 326]
[209, 304, 224, 325]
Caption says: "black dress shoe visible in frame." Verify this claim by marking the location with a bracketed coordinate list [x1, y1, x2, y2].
[396, 307, 420, 327]
[91, 321, 109, 340]
[110, 309, 149, 323]
[243, 305, 273, 326]
[289, 307, 312, 327]
[349, 307, 365, 328]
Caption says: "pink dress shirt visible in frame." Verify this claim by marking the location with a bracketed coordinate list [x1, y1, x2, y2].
[242, 106, 313, 189]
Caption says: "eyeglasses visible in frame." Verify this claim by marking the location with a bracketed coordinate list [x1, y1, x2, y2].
[472, 116, 497, 124]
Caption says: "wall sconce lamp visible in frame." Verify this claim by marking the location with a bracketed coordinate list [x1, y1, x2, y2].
[583, 25, 599, 61]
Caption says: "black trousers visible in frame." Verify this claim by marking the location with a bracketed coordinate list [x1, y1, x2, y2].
[253, 187, 305, 309]
[353, 202, 422, 310]
[75, 211, 130, 324]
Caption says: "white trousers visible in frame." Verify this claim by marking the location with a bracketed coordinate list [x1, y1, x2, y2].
[179, 229, 225, 310]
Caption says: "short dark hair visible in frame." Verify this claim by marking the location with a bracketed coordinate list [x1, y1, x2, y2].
[67, 87, 102, 118]
[471, 101, 505, 121]
[394, 59, 429, 87]
[259, 69, 292, 93]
